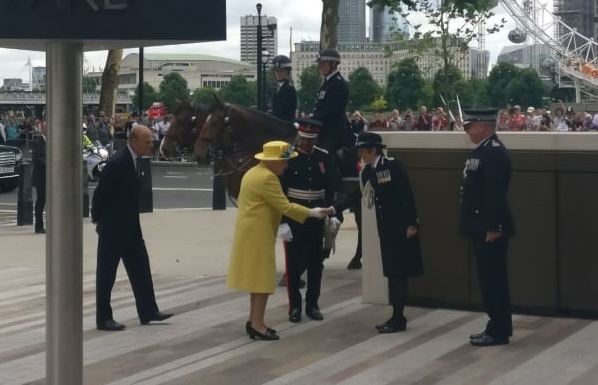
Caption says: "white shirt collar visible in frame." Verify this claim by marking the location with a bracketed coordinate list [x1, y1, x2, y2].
[325, 69, 339, 81]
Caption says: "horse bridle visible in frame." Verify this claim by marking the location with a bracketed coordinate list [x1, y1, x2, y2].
[164, 115, 199, 155]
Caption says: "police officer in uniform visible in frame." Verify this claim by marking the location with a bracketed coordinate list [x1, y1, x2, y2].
[268, 55, 297, 123]
[460, 109, 515, 346]
[312, 48, 352, 153]
[333, 132, 423, 333]
[279, 118, 341, 323]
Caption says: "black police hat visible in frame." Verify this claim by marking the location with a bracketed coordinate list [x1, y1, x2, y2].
[295, 118, 323, 138]
[355, 132, 386, 149]
[271, 55, 292, 69]
[316, 48, 341, 63]
[462, 108, 499, 127]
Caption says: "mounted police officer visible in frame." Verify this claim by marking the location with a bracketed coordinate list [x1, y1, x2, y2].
[267, 55, 297, 123]
[279, 118, 341, 323]
[460, 109, 515, 347]
[311, 48, 352, 153]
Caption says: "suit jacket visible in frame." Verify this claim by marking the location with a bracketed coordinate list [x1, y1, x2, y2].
[31, 135, 46, 188]
[91, 147, 142, 240]
[270, 80, 297, 123]
[460, 134, 515, 237]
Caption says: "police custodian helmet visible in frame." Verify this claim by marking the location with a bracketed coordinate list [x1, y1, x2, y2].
[316, 48, 341, 63]
[271, 55, 292, 69]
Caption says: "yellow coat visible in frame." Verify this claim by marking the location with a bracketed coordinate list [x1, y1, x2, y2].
[227, 162, 310, 293]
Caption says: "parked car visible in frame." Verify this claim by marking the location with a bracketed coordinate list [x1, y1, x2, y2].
[0, 144, 23, 192]
[148, 102, 168, 118]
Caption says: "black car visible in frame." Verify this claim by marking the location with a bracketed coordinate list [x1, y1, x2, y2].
[0, 144, 23, 192]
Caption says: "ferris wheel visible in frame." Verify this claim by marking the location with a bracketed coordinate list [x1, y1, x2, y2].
[498, 0, 598, 101]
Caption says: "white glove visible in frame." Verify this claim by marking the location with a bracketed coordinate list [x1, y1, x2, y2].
[277, 223, 293, 242]
[329, 217, 341, 233]
[308, 207, 328, 219]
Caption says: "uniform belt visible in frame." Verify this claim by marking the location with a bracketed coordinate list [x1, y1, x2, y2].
[287, 188, 325, 201]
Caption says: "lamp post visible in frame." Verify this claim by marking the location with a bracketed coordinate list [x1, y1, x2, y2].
[256, 3, 263, 110]
[261, 50, 270, 111]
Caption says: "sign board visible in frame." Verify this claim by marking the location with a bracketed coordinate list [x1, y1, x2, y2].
[0, 0, 226, 50]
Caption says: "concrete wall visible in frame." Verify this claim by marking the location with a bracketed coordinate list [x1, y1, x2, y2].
[362, 132, 598, 318]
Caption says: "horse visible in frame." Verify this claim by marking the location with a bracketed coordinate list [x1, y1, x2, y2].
[196, 95, 360, 201]
[159, 101, 210, 161]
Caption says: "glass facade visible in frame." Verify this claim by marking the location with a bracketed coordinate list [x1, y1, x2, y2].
[338, 0, 366, 43]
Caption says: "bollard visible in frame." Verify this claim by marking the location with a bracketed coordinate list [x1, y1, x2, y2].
[212, 157, 226, 210]
[139, 157, 153, 213]
[82, 161, 89, 218]
[17, 162, 34, 226]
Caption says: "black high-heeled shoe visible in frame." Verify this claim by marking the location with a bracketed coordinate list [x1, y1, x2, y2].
[248, 325, 280, 341]
[245, 321, 276, 335]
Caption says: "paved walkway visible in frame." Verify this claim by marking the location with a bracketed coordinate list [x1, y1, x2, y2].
[0, 209, 597, 384]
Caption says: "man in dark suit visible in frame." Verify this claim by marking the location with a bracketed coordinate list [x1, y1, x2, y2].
[333, 132, 423, 333]
[312, 48, 353, 153]
[92, 125, 172, 331]
[460, 109, 515, 346]
[31, 122, 47, 234]
[268, 55, 297, 123]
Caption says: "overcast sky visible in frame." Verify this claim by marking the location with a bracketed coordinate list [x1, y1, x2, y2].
[0, 1, 531, 83]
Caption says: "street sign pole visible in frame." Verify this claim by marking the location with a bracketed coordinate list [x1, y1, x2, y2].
[46, 42, 84, 385]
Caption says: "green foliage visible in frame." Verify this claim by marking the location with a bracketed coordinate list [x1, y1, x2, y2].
[505, 68, 545, 108]
[192, 87, 218, 106]
[549, 86, 576, 104]
[348, 67, 381, 111]
[221, 75, 255, 107]
[132, 82, 158, 111]
[386, 58, 425, 111]
[370, 96, 388, 112]
[432, 64, 462, 107]
[468, 78, 490, 107]
[158, 73, 190, 112]
[487, 62, 520, 108]
[82, 76, 99, 93]
[297, 65, 320, 114]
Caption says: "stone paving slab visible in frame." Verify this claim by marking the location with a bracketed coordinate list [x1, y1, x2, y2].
[0, 209, 597, 384]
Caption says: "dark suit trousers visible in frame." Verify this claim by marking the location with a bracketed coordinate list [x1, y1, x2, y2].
[96, 235, 159, 324]
[352, 202, 362, 259]
[34, 182, 45, 230]
[284, 223, 324, 312]
[471, 235, 512, 338]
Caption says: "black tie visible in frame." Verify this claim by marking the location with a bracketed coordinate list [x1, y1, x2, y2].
[136, 157, 142, 179]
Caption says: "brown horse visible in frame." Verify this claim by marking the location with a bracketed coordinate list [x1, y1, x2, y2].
[159, 101, 210, 161]
[196, 96, 298, 199]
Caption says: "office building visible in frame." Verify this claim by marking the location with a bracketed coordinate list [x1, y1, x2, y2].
[370, 5, 409, 42]
[240, 14, 278, 66]
[338, 0, 366, 43]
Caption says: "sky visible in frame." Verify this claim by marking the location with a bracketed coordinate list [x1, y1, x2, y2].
[0, 0, 533, 83]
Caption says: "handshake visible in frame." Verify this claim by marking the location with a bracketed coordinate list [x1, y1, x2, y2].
[308, 206, 335, 219]
[278, 207, 336, 242]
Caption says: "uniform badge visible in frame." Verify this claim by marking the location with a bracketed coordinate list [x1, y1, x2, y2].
[318, 91, 326, 99]
[376, 170, 391, 184]
[492, 140, 500, 147]
[319, 162, 326, 173]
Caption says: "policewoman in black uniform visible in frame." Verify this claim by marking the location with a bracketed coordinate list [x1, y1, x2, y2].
[268, 55, 297, 123]
[334, 132, 423, 333]
[280, 118, 341, 323]
[311, 48, 352, 153]
[460, 109, 515, 347]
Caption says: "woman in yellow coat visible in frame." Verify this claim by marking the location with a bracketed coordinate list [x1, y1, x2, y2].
[227, 141, 331, 341]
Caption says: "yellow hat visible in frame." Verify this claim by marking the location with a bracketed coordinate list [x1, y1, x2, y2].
[254, 141, 298, 161]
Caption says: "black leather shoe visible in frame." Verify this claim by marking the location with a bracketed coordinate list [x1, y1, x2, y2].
[306, 308, 324, 321]
[470, 334, 509, 346]
[97, 320, 126, 331]
[469, 331, 486, 340]
[347, 257, 362, 270]
[35, 228, 46, 234]
[248, 326, 280, 341]
[140, 311, 173, 325]
[289, 308, 301, 323]
[246, 321, 276, 334]
[377, 322, 406, 334]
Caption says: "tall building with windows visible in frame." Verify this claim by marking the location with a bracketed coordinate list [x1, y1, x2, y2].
[338, 0, 366, 43]
[553, 0, 595, 41]
[370, 5, 409, 42]
[240, 14, 278, 65]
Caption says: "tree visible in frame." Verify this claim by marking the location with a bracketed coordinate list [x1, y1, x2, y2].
[386, 58, 425, 111]
[370, 96, 388, 112]
[467, 78, 490, 107]
[158, 72, 190, 112]
[98, 49, 123, 118]
[432, 64, 462, 108]
[506, 68, 545, 108]
[297, 65, 320, 114]
[320, 0, 341, 50]
[348, 67, 381, 111]
[132, 82, 158, 111]
[82, 76, 99, 93]
[487, 62, 520, 108]
[193, 87, 218, 106]
[221, 75, 254, 106]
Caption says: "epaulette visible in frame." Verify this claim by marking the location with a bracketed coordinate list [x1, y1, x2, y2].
[491, 140, 501, 147]
[313, 146, 329, 154]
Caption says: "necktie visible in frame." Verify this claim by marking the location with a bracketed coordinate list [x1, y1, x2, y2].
[136, 157, 142, 179]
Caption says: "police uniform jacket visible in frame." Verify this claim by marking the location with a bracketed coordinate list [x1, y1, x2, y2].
[31, 135, 46, 188]
[312, 71, 350, 150]
[280, 145, 340, 228]
[460, 134, 515, 237]
[335, 156, 423, 278]
[270, 80, 297, 123]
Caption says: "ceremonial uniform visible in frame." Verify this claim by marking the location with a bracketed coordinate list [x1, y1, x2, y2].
[280, 119, 340, 321]
[269, 79, 297, 123]
[460, 109, 515, 345]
